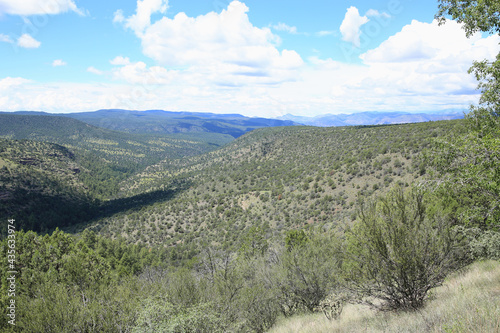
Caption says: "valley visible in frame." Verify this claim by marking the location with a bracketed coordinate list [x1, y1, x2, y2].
[81, 121, 459, 258]
[0, 112, 460, 255]
[0, 110, 497, 333]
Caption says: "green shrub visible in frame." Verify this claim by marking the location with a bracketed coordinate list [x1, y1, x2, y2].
[132, 296, 225, 333]
[345, 185, 468, 311]
[275, 231, 343, 314]
[457, 227, 500, 260]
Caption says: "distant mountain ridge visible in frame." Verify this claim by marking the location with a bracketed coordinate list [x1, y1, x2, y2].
[1, 109, 299, 138]
[277, 110, 465, 127]
[1, 110, 465, 134]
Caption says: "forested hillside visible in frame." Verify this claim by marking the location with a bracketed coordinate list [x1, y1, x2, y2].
[74, 120, 461, 259]
[0, 139, 95, 232]
[0, 112, 462, 253]
[0, 114, 231, 169]
[0, 108, 498, 333]
[0, 114, 231, 233]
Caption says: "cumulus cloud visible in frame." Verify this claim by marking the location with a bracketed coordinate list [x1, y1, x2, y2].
[111, 61, 173, 85]
[361, 19, 497, 64]
[125, 0, 168, 33]
[0, 0, 84, 16]
[0, 77, 31, 90]
[52, 59, 66, 67]
[113, 9, 125, 23]
[3, 8, 496, 117]
[329, 19, 500, 110]
[17, 34, 41, 48]
[139, 1, 282, 66]
[340, 6, 368, 47]
[116, 0, 302, 87]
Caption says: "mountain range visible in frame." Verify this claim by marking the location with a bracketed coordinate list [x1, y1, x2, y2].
[1, 109, 298, 138]
[2, 109, 465, 134]
[277, 110, 465, 127]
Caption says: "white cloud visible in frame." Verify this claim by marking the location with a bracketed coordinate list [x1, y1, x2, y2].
[361, 19, 495, 64]
[0, 0, 84, 16]
[0, 79, 123, 112]
[340, 6, 369, 47]
[116, 0, 302, 87]
[0, 34, 13, 43]
[113, 9, 125, 23]
[327, 19, 500, 110]
[52, 59, 67, 67]
[87, 66, 103, 75]
[111, 61, 173, 85]
[2, 11, 497, 118]
[0, 77, 31, 90]
[17, 34, 41, 48]
[366, 9, 390, 18]
[125, 0, 168, 33]
[273, 22, 297, 34]
[110, 56, 131, 65]
[308, 56, 343, 70]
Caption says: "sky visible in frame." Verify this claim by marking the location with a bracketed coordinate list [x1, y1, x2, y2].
[0, 0, 499, 117]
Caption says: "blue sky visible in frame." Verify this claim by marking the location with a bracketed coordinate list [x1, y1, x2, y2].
[0, 0, 499, 117]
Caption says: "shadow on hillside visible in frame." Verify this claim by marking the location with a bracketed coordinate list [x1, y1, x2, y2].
[97, 180, 191, 219]
[0, 188, 96, 236]
[65, 180, 192, 234]
[0, 179, 192, 237]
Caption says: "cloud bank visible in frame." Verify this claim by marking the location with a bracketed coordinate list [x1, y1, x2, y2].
[1, 3, 499, 118]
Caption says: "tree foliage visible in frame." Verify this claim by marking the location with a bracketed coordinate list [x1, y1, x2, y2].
[432, 0, 500, 229]
[436, 0, 500, 37]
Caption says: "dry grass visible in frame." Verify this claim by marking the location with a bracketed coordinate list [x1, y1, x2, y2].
[269, 260, 500, 333]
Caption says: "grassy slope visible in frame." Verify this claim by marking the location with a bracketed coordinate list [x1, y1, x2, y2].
[270, 260, 500, 333]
